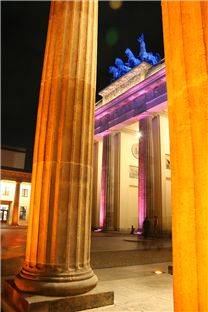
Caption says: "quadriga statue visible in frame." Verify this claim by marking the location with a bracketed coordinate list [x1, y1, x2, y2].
[125, 48, 141, 68]
[115, 58, 131, 76]
[109, 58, 131, 82]
[137, 33, 161, 65]
[109, 65, 120, 82]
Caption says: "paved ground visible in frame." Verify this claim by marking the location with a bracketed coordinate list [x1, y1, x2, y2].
[1, 225, 173, 311]
[87, 262, 173, 312]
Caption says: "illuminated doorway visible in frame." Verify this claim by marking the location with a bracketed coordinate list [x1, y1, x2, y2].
[0, 202, 10, 222]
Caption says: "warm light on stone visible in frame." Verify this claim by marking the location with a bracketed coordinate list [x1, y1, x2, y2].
[162, 1, 208, 311]
[14, 0, 98, 296]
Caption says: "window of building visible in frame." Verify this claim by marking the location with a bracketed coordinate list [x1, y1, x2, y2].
[0, 204, 9, 222]
[21, 188, 29, 197]
[19, 206, 27, 220]
[1, 186, 10, 196]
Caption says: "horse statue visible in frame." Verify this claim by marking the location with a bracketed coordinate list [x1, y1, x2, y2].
[155, 52, 161, 63]
[109, 65, 121, 82]
[125, 48, 141, 68]
[109, 57, 131, 81]
[137, 33, 160, 65]
[115, 58, 131, 76]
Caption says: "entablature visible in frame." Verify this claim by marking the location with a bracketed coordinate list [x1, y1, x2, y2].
[95, 61, 167, 138]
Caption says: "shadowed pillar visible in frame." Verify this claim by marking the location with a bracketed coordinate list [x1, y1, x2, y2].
[152, 115, 162, 233]
[12, 182, 20, 225]
[138, 117, 154, 230]
[100, 134, 115, 230]
[162, 2, 208, 311]
[14, 0, 98, 296]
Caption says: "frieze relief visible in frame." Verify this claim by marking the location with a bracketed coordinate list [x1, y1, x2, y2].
[95, 84, 167, 134]
[95, 64, 167, 135]
[99, 62, 151, 105]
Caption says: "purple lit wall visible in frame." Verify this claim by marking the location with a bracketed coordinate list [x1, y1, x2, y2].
[100, 136, 107, 227]
[95, 64, 167, 230]
[138, 120, 147, 229]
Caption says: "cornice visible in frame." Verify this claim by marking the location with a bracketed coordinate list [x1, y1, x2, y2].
[94, 64, 167, 137]
[98, 62, 151, 106]
[0, 169, 32, 182]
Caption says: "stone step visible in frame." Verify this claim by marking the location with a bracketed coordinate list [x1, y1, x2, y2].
[91, 247, 172, 269]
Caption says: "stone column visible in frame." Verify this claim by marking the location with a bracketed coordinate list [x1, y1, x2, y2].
[138, 117, 154, 230]
[152, 115, 162, 232]
[100, 134, 115, 230]
[162, 2, 208, 311]
[12, 182, 20, 225]
[15, 0, 98, 296]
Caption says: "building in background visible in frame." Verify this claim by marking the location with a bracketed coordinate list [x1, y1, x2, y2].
[0, 61, 171, 234]
[92, 60, 171, 235]
[0, 147, 31, 225]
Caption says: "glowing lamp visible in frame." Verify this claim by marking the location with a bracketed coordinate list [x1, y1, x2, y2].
[154, 270, 163, 275]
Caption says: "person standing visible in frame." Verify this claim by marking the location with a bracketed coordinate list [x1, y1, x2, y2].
[143, 217, 150, 238]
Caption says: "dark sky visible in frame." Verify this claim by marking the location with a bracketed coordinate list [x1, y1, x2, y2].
[1, 1, 164, 172]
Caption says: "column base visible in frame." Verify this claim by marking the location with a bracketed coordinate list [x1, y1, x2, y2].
[2, 279, 114, 312]
[14, 266, 98, 296]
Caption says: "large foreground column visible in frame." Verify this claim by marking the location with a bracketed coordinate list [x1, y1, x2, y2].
[162, 2, 208, 311]
[15, 0, 98, 296]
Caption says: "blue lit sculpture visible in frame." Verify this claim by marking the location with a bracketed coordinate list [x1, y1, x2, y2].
[137, 33, 161, 65]
[109, 58, 131, 82]
[125, 48, 141, 68]
[108, 33, 161, 82]
[115, 58, 131, 76]
[109, 66, 120, 82]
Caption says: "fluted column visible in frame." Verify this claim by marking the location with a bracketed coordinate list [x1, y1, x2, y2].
[100, 134, 115, 230]
[15, 0, 98, 296]
[138, 117, 154, 230]
[152, 116, 162, 232]
[162, 2, 208, 311]
[12, 182, 20, 225]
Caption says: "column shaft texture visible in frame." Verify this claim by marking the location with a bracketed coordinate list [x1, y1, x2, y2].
[162, 2, 208, 311]
[138, 118, 154, 229]
[100, 135, 115, 230]
[12, 182, 20, 225]
[152, 116, 162, 232]
[15, 0, 98, 296]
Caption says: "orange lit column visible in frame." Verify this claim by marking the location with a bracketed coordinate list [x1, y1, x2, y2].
[162, 2, 208, 311]
[15, 1, 98, 296]
[12, 182, 20, 225]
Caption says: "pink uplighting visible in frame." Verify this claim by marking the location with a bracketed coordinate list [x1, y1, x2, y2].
[94, 65, 167, 231]
[138, 120, 147, 229]
[100, 175, 105, 227]
[100, 137, 108, 227]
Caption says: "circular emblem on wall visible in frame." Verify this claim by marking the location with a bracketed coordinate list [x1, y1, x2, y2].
[131, 143, 139, 159]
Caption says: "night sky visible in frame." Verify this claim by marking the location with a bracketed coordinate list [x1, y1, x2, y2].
[1, 1, 164, 172]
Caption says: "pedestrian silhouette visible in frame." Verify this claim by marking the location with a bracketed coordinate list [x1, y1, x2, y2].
[142, 217, 150, 238]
